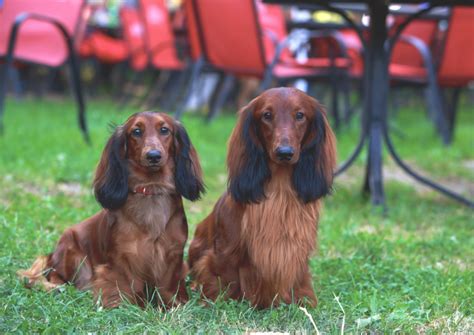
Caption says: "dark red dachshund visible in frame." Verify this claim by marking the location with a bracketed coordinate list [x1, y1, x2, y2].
[18, 112, 204, 308]
[188, 87, 336, 308]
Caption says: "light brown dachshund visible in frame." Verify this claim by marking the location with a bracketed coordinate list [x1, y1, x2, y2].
[18, 111, 204, 308]
[188, 87, 336, 308]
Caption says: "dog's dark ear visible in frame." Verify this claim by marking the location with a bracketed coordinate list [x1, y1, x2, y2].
[227, 100, 270, 204]
[293, 104, 337, 203]
[93, 127, 129, 210]
[174, 122, 204, 201]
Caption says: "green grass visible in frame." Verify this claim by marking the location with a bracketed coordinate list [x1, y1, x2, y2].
[0, 96, 473, 333]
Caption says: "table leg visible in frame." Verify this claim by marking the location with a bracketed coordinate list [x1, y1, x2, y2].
[321, 2, 473, 208]
[362, 3, 389, 207]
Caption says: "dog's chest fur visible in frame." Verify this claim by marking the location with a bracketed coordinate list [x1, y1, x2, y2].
[115, 192, 177, 282]
[241, 174, 320, 290]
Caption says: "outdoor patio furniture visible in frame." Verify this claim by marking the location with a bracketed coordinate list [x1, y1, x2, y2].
[135, 0, 186, 110]
[0, 0, 90, 142]
[257, 2, 355, 129]
[173, 0, 207, 120]
[77, 4, 147, 101]
[189, 0, 353, 121]
[389, 17, 448, 140]
[264, 0, 474, 209]
[174, 0, 234, 121]
[436, 7, 474, 142]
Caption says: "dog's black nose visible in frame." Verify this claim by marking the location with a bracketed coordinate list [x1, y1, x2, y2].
[146, 150, 162, 163]
[275, 146, 294, 161]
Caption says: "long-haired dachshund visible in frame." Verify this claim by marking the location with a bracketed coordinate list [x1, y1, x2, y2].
[18, 112, 204, 308]
[188, 87, 336, 308]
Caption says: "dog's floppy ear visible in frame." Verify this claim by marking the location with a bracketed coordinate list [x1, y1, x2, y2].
[293, 103, 337, 203]
[93, 126, 129, 210]
[227, 99, 271, 204]
[174, 122, 204, 201]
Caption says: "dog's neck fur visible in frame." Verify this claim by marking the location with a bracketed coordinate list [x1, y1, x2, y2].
[120, 165, 178, 237]
[241, 165, 320, 292]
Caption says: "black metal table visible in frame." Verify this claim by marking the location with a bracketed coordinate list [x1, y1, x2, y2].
[264, 0, 474, 209]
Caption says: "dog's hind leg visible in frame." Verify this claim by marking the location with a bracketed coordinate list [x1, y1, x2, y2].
[18, 229, 93, 291]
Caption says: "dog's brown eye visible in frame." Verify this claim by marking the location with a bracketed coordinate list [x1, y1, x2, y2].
[295, 112, 304, 120]
[263, 111, 272, 121]
[160, 127, 170, 135]
[132, 128, 142, 137]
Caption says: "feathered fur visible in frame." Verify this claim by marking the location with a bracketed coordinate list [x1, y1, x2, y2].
[18, 112, 204, 308]
[188, 87, 336, 308]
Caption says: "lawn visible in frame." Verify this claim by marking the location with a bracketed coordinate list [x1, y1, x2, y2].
[0, 96, 473, 333]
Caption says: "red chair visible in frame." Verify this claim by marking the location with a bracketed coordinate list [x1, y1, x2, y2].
[436, 7, 474, 141]
[79, 32, 129, 64]
[137, 0, 186, 109]
[388, 9, 473, 144]
[191, 0, 351, 121]
[120, 6, 148, 72]
[0, 0, 89, 142]
[391, 18, 438, 71]
[183, 0, 202, 63]
[79, 5, 147, 104]
[387, 18, 449, 142]
[140, 0, 183, 70]
[174, 0, 215, 119]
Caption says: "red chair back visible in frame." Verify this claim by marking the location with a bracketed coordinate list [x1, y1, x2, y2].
[139, 0, 181, 69]
[438, 7, 474, 86]
[256, 2, 291, 64]
[183, 0, 202, 61]
[193, 0, 266, 76]
[120, 6, 148, 71]
[391, 18, 438, 67]
[0, 0, 85, 67]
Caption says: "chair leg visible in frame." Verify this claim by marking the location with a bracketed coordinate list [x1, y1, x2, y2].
[161, 69, 188, 112]
[341, 73, 352, 124]
[259, 68, 273, 92]
[0, 66, 9, 136]
[330, 73, 341, 130]
[444, 87, 461, 143]
[141, 70, 171, 110]
[118, 70, 145, 110]
[111, 61, 129, 101]
[8, 66, 23, 99]
[67, 51, 90, 144]
[80, 58, 102, 98]
[207, 73, 235, 122]
[423, 59, 450, 145]
[0, 63, 23, 134]
[426, 82, 450, 145]
[0, 21, 22, 135]
[174, 58, 205, 120]
[52, 18, 89, 143]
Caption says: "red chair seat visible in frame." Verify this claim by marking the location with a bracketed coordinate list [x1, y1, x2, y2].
[273, 63, 326, 78]
[287, 57, 351, 69]
[140, 0, 183, 71]
[151, 51, 184, 70]
[389, 63, 427, 82]
[120, 6, 148, 71]
[79, 32, 129, 63]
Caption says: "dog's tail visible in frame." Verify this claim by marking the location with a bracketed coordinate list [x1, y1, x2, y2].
[17, 255, 59, 291]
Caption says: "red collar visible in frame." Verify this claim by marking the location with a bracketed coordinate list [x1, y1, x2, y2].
[130, 186, 162, 196]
